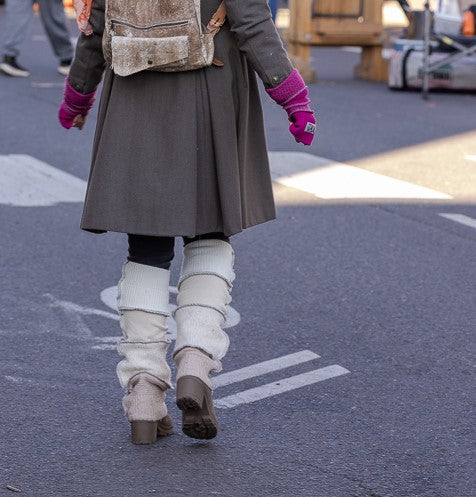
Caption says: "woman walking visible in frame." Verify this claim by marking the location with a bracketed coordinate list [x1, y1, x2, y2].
[59, 0, 316, 444]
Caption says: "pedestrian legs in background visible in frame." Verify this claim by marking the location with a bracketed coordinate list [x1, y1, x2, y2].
[37, 0, 74, 75]
[0, 0, 33, 76]
[116, 261, 174, 444]
[0, 0, 73, 77]
[174, 238, 235, 440]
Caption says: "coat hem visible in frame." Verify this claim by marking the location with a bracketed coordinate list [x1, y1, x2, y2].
[80, 215, 276, 238]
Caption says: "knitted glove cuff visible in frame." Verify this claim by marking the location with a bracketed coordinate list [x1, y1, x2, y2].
[266, 68, 313, 118]
[63, 78, 96, 115]
[266, 69, 306, 105]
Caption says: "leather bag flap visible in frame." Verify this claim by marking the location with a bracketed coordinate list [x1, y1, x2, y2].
[111, 36, 189, 77]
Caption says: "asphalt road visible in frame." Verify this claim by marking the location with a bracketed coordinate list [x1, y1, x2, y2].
[0, 12, 475, 497]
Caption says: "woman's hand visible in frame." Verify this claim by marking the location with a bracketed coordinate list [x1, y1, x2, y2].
[266, 69, 316, 146]
[72, 114, 86, 130]
[289, 112, 316, 146]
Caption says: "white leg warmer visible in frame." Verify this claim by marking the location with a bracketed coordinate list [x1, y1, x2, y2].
[116, 262, 172, 391]
[174, 239, 235, 361]
[117, 261, 170, 315]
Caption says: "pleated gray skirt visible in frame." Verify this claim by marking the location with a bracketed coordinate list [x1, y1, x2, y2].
[80, 27, 276, 237]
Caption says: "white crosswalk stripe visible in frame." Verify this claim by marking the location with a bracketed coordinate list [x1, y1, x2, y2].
[212, 350, 320, 388]
[439, 213, 476, 230]
[0, 155, 86, 206]
[0, 153, 454, 207]
[209, 350, 349, 409]
[215, 365, 350, 409]
[269, 152, 452, 200]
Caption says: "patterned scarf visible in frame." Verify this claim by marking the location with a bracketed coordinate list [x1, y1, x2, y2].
[73, 0, 93, 35]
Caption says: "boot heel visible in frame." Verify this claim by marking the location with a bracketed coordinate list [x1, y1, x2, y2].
[131, 421, 158, 444]
[176, 376, 206, 411]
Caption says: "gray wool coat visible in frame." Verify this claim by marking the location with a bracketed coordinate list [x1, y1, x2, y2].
[69, 0, 293, 237]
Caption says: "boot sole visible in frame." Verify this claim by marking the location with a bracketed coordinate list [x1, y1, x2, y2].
[130, 415, 174, 444]
[176, 376, 218, 440]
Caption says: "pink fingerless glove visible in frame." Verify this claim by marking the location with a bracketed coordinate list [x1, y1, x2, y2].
[58, 79, 96, 129]
[266, 69, 316, 146]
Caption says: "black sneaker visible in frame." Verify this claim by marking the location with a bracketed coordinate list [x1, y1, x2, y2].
[0, 55, 30, 77]
[57, 58, 72, 76]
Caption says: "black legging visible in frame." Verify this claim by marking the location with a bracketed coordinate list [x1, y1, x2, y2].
[127, 232, 230, 270]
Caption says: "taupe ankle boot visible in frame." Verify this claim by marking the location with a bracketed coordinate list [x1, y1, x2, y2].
[175, 347, 221, 439]
[116, 262, 173, 444]
[123, 373, 173, 443]
[173, 239, 235, 439]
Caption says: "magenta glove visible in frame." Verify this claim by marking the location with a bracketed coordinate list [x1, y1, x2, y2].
[58, 79, 96, 129]
[266, 69, 316, 146]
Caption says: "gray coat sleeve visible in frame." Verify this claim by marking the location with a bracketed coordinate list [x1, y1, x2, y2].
[68, 0, 106, 94]
[223, 0, 293, 87]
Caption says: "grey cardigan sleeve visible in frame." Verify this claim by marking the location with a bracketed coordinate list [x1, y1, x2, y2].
[68, 0, 106, 94]
[223, 0, 293, 87]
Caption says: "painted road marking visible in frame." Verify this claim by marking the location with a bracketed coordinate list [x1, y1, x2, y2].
[0, 152, 452, 207]
[48, 285, 241, 350]
[0, 155, 86, 206]
[47, 288, 349, 405]
[439, 213, 476, 230]
[47, 294, 119, 321]
[33, 35, 78, 44]
[341, 46, 393, 59]
[31, 82, 65, 88]
[464, 155, 476, 162]
[269, 152, 452, 200]
[212, 350, 320, 389]
[215, 365, 350, 409]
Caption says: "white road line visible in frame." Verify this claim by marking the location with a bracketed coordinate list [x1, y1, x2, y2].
[47, 295, 120, 321]
[341, 46, 393, 59]
[269, 152, 452, 200]
[439, 213, 476, 230]
[269, 152, 334, 178]
[342, 46, 362, 54]
[464, 155, 476, 162]
[4, 375, 22, 383]
[212, 350, 320, 389]
[32, 35, 78, 44]
[31, 82, 65, 88]
[0, 155, 86, 206]
[95, 336, 120, 343]
[215, 365, 350, 409]
[92, 344, 117, 351]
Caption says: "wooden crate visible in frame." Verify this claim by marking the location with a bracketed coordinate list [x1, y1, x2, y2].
[287, 0, 387, 82]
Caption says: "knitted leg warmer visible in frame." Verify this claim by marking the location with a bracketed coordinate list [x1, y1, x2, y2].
[174, 239, 235, 361]
[172, 239, 235, 440]
[116, 262, 172, 436]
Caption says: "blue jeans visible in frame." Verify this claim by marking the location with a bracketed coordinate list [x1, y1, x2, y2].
[1, 0, 73, 61]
